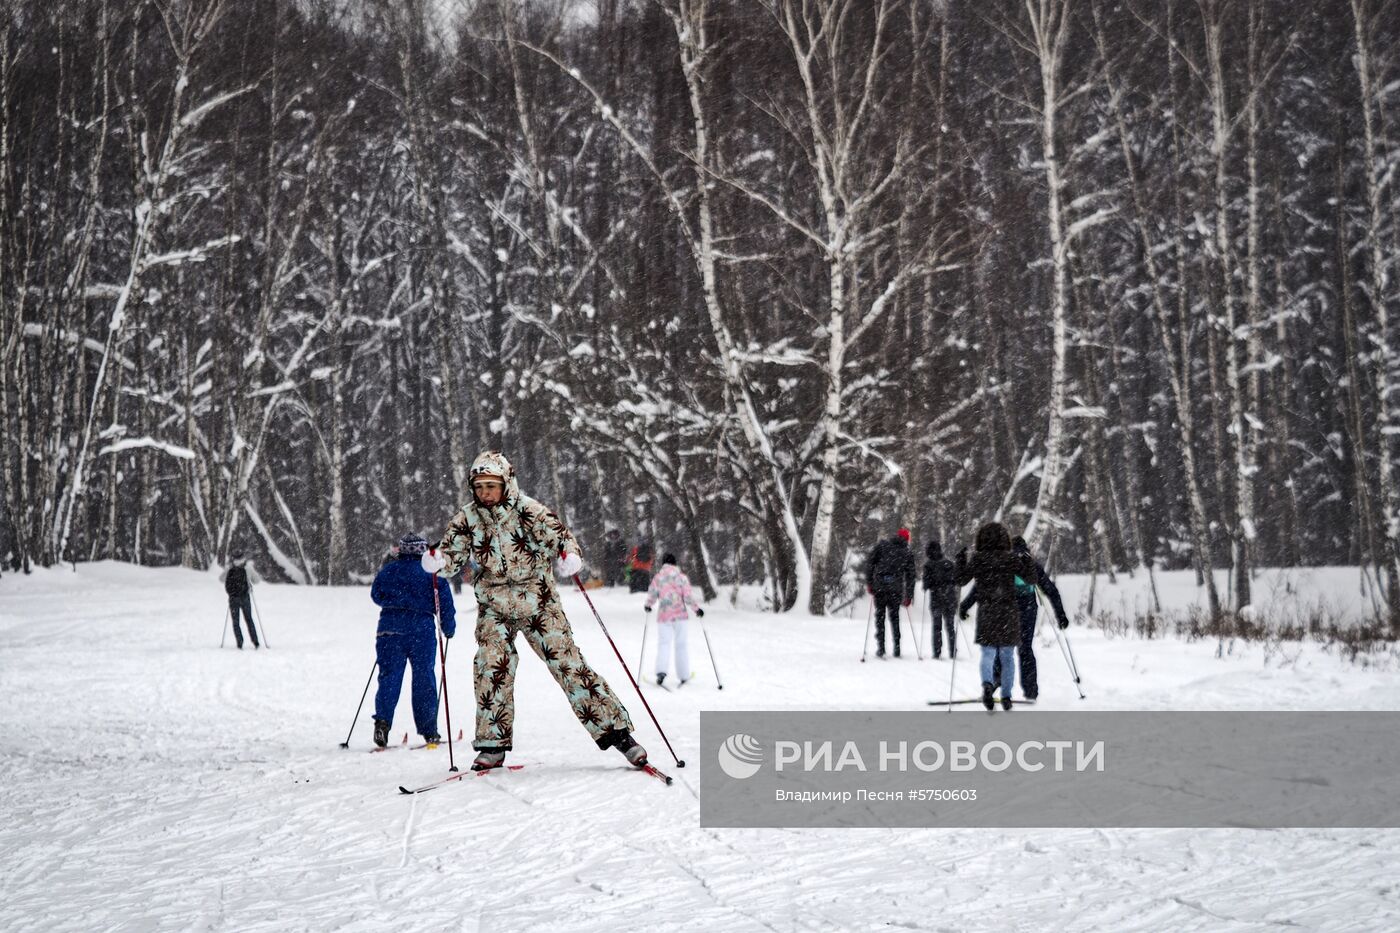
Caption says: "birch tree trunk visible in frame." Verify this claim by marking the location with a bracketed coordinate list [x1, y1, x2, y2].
[1021, 0, 1076, 551]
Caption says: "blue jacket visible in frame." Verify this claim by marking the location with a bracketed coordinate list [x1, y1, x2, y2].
[371, 555, 456, 637]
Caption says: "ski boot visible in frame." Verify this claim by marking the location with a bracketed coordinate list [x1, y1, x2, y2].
[373, 718, 390, 748]
[472, 749, 507, 772]
[656, 672, 666, 686]
[875, 646, 886, 659]
[1001, 695, 1013, 711]
[612, 731, 648, 767]
[981, 682, 995, 712]
[893, 645, 901, 658]
[423, 734, 442, 748]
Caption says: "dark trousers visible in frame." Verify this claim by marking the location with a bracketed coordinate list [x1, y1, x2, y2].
[604, 554, 625, 587]
[931, 602, 956, 658]
[229, 593, 259, 648]
[628, 569, 651, 593]
[992, 609, 1038, 698]
[373, 628, 440, 736]
[873, 592, 902, 653]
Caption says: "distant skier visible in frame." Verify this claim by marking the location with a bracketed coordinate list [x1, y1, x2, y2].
[962, 535, 1068, 701]
[955, 523, 1065, 710]
[425, 450, 648, 771]
[865, 528, 915, 658]
[922, 539, 959, 659]
[602, 528, 627, 587]
[220, 550, 262, 650]
[369, 533, 455, 748]
[644, 553, 705, 686]
[626, 539, 655, 594]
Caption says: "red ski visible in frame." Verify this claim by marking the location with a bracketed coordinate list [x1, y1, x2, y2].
[398, 765, 524, 795]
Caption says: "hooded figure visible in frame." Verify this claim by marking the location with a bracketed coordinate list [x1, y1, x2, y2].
[429, 451, 646, 771]
[922, 539, 959, 659]
[219, 549, 262, 650]
[964, 535, 1069, 701]
[954, 523, 1062, 711]
[602, 528, 627, 587]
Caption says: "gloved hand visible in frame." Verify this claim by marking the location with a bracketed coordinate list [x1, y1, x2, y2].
[902, 599, 912, 608]
[421, 550, 447, 574]
[644, 605, 653, 613]
[555, 552, 582, 577]
[1058, 615, 1069, 630]
[445, 631, 454, 639]
[866, 585, 873, 594]
[959, 608, 969, 621]
[695, 607, 704, 617]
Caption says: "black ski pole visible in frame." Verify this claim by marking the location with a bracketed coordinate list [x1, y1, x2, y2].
[220, 606, 230, 649]
[1055, 627, 1085, 699]
[1037, 586, 1085, 699]
[859, 594, 873, 662]
[905, 599, 924, 660]
[696, 612, 724, 690]
[339, 660, 378, 748]
[573, 574, 685, 767]
[250, 590, 270, 649]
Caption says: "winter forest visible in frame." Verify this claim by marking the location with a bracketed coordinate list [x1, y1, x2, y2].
[2, 0, 1398, 620]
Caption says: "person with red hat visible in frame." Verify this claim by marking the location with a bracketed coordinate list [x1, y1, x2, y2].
[864, 527, 916, 658]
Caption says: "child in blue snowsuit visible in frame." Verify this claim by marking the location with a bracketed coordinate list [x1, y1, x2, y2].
[370, 533, 455, 747]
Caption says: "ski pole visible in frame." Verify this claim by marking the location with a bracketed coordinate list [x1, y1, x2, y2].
[638, 609, 649, 679]
[696, 612, 724, 690]
[339, 660, 378, 748]
[950, 615, 976, 712]
[946, 618, 961, 711]
[859, 594, 873, 662]
[573, 573, 685, 767]
[220, 605, 230, 649]
[428, 554, 458, 772]
[1051, 624, 1085, 699]
[906, 599, 924, 660]
[1037, 586, 1085, 698]
[250, 590, 271, 649]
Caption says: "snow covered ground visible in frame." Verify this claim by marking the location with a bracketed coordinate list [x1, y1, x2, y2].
[2, 562, 1398, 931]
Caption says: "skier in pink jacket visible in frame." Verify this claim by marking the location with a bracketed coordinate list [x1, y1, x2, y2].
[644, 553, 704, 686]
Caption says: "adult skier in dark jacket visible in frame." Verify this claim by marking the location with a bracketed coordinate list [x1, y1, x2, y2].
[370, 533, 456, 748]
[922, 540, 959, 659]
[220, 551, 261, 650]
[866, 528, 915, 658]
[962, 536, 1069, 701]
[955, 522, 1063, 711]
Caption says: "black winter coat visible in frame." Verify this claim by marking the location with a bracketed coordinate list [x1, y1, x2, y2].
[866, 537, 915, 601]
[922, 544, 958, 611]
[954, 549, 1041, 647]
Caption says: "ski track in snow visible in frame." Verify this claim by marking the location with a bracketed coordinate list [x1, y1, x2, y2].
[2, 562, 1398, 931]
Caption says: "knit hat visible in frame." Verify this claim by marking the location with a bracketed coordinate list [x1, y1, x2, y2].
[397, 533, 429, 556]
[897, 528, 911, 543]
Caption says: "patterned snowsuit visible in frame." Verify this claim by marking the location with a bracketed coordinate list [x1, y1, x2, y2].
[645, 563, 701, 681]
[436, 451, 634, 752]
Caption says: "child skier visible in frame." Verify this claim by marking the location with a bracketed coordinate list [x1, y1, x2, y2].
[370, 533, 456, 748]
[644, 553, 705, 686]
